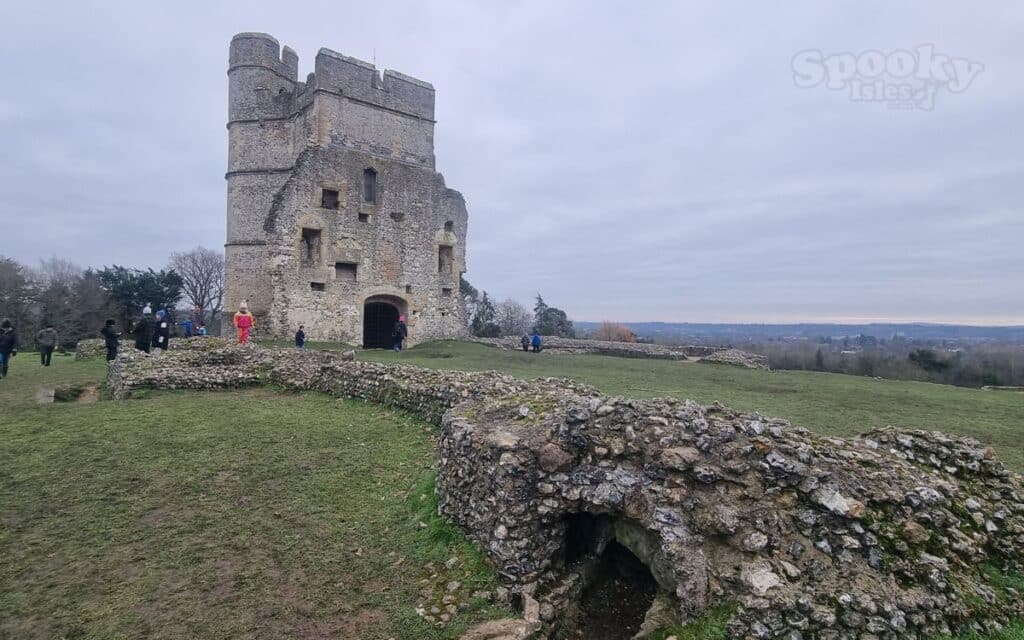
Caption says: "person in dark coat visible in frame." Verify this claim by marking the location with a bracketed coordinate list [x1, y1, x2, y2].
[531, 333, 542, 353]
[295, 325, 306, 349]
[36, 323, 58, 366]
[133, 307, 154, 353]
[101, 319, 120, 361]
[520, 334, 530, 352]
[392, 315, 408, 352]
[152, 310, 171, 352]
[0, 319, 17, 378]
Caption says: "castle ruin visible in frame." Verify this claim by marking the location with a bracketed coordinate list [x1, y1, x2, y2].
[225, 33, 468, 346]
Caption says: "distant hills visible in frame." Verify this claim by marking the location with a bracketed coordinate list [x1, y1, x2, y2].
[574, 321, 1024, 344]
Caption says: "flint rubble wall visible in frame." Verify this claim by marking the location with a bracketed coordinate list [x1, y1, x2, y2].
[105, 343, 1024, 639]
[470, 336, 769, 369]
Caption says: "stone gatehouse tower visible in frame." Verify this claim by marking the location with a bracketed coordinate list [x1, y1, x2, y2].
[225, 33, 468, 346]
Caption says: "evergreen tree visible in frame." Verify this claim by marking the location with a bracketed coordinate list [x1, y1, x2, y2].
[470, 291, 500, 337]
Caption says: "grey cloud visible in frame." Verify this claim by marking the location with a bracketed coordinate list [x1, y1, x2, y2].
[0, 1, 1020, 324]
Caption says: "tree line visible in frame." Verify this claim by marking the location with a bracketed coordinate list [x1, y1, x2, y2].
[0, 247, 224, 349]
[746, 337, 1024, 388]
[461, 277, 576, 338]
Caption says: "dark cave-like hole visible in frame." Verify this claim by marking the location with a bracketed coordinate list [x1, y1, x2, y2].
[565, 512, 607, 564]
[563, 514, 659, 640]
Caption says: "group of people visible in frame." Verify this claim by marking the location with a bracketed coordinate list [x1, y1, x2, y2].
[0, 320, 78, 378]
[521, 333, 543, 353]
[129, 305, 174, 355]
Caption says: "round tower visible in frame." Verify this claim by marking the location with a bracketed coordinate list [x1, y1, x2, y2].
[224, 33, 300, 333]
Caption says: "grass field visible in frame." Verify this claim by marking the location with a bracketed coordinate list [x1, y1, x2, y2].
[358, 341, 1024, 470]
[2, 343, 1023, 640]
[0, 354, 506, 640]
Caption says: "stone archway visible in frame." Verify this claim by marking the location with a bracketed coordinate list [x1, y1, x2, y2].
[362, 295, 407, 349]
[559, 513, 674, 639]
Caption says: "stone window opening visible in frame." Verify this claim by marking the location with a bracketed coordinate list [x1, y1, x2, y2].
[335, 262, 357, 283]
[438, 245, 454, 275]
[444, 220, 454, 232]
[358, 212, 370, 223]
[390, 211, 405, 222]
[310, 282, 325, 292]
[321, 188, 340, 210]
[300, 228, 322, 265]
[441, 287, 452, 297]
[363, 168, 377, 203]
[405, 284, 413, 294]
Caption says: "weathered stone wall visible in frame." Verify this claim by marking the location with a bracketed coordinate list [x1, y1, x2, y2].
[106, 344, 1024, 639]
[470, 336, 711, 359]
[75, 337, 227, 360]
[470, 336, 769, 369]
[697, 347, 769, 369]
[225, 33, 468, 345]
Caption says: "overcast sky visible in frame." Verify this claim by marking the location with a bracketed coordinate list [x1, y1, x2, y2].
[1, 2, 1021, 324]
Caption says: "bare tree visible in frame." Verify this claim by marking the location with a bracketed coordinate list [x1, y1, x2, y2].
[169, 247, 224, 322]
[495, 298, 532, 336]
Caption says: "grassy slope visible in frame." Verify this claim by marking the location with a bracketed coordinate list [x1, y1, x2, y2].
[0, 354, 506, 640]
[359, 341, 1024, 470]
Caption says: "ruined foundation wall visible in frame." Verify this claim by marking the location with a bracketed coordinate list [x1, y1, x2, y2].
[106, 344, 1024, 639]
[471, 336, 769, 368]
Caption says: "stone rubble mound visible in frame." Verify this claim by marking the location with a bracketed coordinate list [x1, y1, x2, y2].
[471, 336, 769, 370]
[699, 348, 770, 369]
[470, 336, 712, 360]
[75, 336, 227, 360]
[105, 343, 1023, 639]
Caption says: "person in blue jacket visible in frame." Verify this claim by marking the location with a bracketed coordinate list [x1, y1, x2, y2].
[295, 325, 306, 349]
[531, 333, 542, 353]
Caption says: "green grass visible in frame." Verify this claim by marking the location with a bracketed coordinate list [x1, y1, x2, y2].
[360, 341, 1024, 469]
[0, 354, 507, 639]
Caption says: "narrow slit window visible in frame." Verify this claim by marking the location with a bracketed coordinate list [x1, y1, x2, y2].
[363, 168, 377, 203]
[444, 220, 454, 232]
[438, 245, 454, 275]
[301, 228, 322, 265]
[335, 262, 357, 283]
[321, 188, 340, 209]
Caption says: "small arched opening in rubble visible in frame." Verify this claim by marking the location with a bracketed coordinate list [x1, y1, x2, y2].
[559, 513, 667, 640]
[362, 295, 407, 349]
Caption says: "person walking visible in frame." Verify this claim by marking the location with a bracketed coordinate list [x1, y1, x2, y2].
[520, 334, 530, 352]
[233, 301, 255, 345]
[152, 310, 171, 352]
[180, 318, 194, 337]
[36, 323, 58, 366]
[133, 305, 154, 353]
[100, 319, 120, 361]
[392, 315, 408, 352]
[0, 319, 17, 379]
[531, 332, 542, 353]
[295, 325, 306, 350]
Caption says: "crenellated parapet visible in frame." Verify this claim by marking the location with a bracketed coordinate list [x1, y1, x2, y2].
[314, 48, 435, 121]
